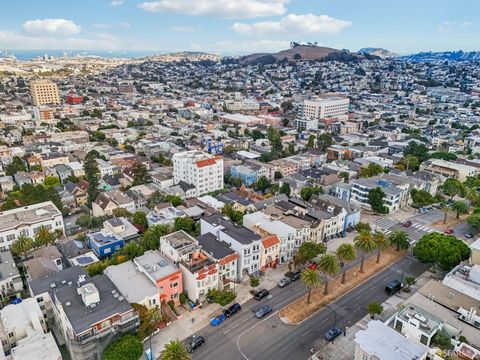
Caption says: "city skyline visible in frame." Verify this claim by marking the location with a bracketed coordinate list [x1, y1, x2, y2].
[0, 0, 479, 55]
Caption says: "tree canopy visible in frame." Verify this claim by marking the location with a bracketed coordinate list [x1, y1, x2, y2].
[102, 335, 143, 360]
[368, 187, 388, 214]
[413, 233, 470, 270]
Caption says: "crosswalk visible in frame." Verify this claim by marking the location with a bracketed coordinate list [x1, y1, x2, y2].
[381, 221, 437, 236]
[374, 217, 437, 236]
[375, 217, 397, 231]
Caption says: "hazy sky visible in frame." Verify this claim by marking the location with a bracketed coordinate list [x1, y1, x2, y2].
[0, 0, 478, 54]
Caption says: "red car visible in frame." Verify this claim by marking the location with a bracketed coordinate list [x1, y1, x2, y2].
[444, 228, 454, 234]
[403, 221, 413, 228]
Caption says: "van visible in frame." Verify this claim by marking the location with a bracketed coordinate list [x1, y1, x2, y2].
[385, 280, 401, 295]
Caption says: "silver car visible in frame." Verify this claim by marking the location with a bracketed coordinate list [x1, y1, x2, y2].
[278, 277, 292, 288]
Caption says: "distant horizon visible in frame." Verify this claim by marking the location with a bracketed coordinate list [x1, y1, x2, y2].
[1, 47, 479, 61]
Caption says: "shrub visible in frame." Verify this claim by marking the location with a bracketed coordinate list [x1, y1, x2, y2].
[102, 335, 143, 360]
[179, 292, 188, 305]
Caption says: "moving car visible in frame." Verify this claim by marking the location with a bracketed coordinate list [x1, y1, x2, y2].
[385, 280, 402, 295]
[186, 335, 205, 353]
[254, 289, 270, 300]
[255, 305, 273, 318]
[278, 277, 292, 288]
[324, 326, 342, 342]
[210, 314, 226, 326]
[285, 271, 302, 281]
[465, 232, 474, 239]
[444, 228, 454, 234]
[402, 220, 413, 228]
[224, 303, 241, 317]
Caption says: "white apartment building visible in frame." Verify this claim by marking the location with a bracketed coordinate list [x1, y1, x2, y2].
[0, 201, 64, 250]
[172, 151, 224, 197]
[0, 251, 23, 301]
[298, 96, 349, 120]
[224, 99, 260, 111]
[294, 117, 318, 131]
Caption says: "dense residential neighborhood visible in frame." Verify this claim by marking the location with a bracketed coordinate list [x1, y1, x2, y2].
[0, 24, 480, 360]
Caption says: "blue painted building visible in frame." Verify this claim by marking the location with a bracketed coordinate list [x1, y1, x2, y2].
[87, 231, 125, 259]
[230, 165, 257, 187]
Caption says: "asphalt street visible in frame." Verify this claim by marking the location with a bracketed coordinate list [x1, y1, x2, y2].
[188, 256, 430, 360]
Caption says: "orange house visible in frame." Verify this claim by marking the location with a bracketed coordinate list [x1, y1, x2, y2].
[260, 235, 280, 272]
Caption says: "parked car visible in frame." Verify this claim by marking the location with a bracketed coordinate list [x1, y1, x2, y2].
[186, 335, 205, 353]
[255, 305, 273, 318]
[254, 289, 270, 300]
[278, 277, 292, 288]
[465, 232, 474, 239]
[285, 271, 302, 281]
[385, 280, 402, 295]
[210, 314, 226, 326]
[324, 326, 342, 342]
[444, 228, 454, 234]
[224, 303, 241, 318]
[402, 220, 413, 228]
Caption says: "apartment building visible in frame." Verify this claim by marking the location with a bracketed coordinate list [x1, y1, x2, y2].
[298, 96, 349, 120]
[420, 159, 479, 182]
[0, 201, 64, 250]
[351, 177, 404, 213]
[0, 251, 23, 301]
[92, 190, 135, 217]
[201, 214, 262, 276]
[30, 80, 60, 106]
[28, 267, 139, 360]
[172, 150, 224, 196]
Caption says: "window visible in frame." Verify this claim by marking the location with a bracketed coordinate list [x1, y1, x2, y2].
[170, 282, 178, 288]
[420, 334, 428, 345]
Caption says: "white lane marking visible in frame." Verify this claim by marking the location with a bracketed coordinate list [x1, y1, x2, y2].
[223, 316, 251, 335]
[236, 311, 279, 360]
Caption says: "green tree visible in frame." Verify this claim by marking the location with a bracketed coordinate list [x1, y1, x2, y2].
[368, 187, 388, 214]
[256, 176, 271, 192]
[160, 340, 192, 360]
[442, 178, 464, 199]
[250, 276, 260, 291]
[43, 175, 60, 188]
[367, 301, 383, 319]
[404, 141, 429, 162]
[174, 217, 197, 235]
[317, 133, 334, 151]
[102, 335, 143, 360]
[34, 225, 55, 248]
[293, 242, 326, 269]
[339, 171, 349, 183]
[336, 243, 356, 284]
[452, 200, 469, 219]
[354, 230, 377, 273]
[430, 152, 457, 161]
[132, 211, 148, 228]
[84, 151, 100, 205]
[165, 195, 183, 207]
[317, 254, 340, 295]
[10, 235, 34, 259]
[222, 204, 243, 225]
[301, 269, 322, 305]
[373, 231, 389, 263]
[413, 232, 471, 270]
[280, 183, 291, 197]
[359, 163, 383, 178]
[5, 156, 26, 176]
[396, 155, 420, 171]
[410, 189, 435, 208]
[388, 230, 410, 251]
[466, 213, 480, 231]
[140, 224, 172, 250]
[355, 222, 372, 233]
[300, 186, 323, 201]
[132, 304, 162, 341]
[132, 162, 151, 186]
[306, 135, 316, 149]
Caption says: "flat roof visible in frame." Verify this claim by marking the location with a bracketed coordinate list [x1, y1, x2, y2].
[134, 250, 178, 282]
[0, 201, 62, 233]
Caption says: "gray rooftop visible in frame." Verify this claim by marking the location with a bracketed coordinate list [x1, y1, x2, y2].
[0, 251, 20, 281]
[133, 250, 179, 282]
[0, 201, 62, 233]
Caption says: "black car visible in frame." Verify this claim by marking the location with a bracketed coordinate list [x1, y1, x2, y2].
[324, 326, 342, 342]
[385, 280, 402, 295]
[285, 271, 302, 281]
[465, 232, 475, 239]
[186, 335, 205, 353]
[224, 303, 241, 317]
[254, 289, 270, 300]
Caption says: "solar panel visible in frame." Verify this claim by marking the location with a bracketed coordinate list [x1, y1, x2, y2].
[76, 256, 93, 265]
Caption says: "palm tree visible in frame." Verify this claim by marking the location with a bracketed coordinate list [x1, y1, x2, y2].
[373, 231, 390, 264]
[53, 229, 64, 240]
[336, 243, 356, 284]
[34, 226, 55, 248]
[354, 230, 377, 273]
[301, 269, 322, 305]
[10, 235, 34, 259]
[441, 204, 450, 224]
[161, 340, 192, 360]
[317, 254, 340, 295]
[388, 230, 410, 251]
[452, 200, 469, 219]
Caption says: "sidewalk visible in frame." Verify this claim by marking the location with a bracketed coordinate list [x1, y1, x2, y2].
[147, 262, 290, 359]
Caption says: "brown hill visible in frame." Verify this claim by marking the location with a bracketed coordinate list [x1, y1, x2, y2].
[242, 45, 341, 63]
